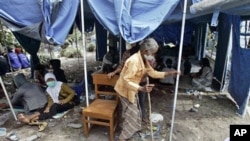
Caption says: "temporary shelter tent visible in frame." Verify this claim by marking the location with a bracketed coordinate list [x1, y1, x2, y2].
[0, 0, 250, 137]
[86, 0, 250, 116]
[0, 0, 250, 44]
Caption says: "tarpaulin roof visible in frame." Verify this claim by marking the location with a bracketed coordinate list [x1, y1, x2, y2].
[87, 0, 250, 43]
[1, 0, 250, 44]
[87, 0, 180, 43]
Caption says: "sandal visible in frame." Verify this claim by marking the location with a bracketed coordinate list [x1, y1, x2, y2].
[29, 120, 48, 132]
[38, 122, 48, 132]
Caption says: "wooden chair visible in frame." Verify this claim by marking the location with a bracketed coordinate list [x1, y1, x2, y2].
[82, 73, 119, 141]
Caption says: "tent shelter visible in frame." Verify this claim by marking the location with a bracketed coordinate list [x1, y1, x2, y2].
[0, 0, 250, 139]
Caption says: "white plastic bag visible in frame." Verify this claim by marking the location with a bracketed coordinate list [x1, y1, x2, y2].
[150, 113, 164, 123]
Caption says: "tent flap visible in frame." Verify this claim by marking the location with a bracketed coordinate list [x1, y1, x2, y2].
[228, 14, 250, 116]
[41, 0, 79, 45]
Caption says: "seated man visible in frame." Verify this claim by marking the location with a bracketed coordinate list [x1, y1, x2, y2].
[94, 46, 118, 74]
[107, 42, 140, 78]
[190, 58, 213, 91]
[159, 58, 176, 93]
[89, 46, 118, 90]
[159, 58, 176, 85]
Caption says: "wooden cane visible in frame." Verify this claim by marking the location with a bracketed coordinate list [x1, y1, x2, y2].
[146, 76, 154, 141]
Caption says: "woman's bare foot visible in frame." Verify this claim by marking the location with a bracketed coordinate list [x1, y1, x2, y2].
[17, 113, 30, 123]
[29, 112, 40, 122]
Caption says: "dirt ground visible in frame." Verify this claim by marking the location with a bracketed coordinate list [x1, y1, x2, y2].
[0, 52, 249, 141]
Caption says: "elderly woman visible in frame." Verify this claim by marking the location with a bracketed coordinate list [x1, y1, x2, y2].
[107, 42, 153, 122]
[114, 38, 179, 141]
[18, 73, 79, 124]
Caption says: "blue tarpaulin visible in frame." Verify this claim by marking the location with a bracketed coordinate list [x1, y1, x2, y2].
[150, 23, 194, 46]
[0, 0, 79, 45]
[87, 0, 180, 43]
[228, 15, 250, 115]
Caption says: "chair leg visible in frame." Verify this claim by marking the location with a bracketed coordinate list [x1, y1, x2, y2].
[82, 115, 89, 137]
[110, 118, 114, 141]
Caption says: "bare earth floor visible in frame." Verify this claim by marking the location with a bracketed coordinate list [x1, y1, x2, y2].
[0, 52, 249, 141]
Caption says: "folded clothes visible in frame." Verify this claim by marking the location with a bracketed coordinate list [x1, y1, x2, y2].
[67, 123, 82, 129]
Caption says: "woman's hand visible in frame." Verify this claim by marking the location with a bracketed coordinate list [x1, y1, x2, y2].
[44, 107, 50, 113]
[172, 70, 181, 76]
[59, 100, 66, 105]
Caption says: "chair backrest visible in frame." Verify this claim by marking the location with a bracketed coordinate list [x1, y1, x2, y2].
[92, 73, 119, 101]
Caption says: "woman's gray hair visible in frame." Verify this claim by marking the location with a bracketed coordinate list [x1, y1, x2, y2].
[139, 38, 159, 52]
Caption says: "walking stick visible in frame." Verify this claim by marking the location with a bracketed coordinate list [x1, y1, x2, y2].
[146, 76, 154, 141]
